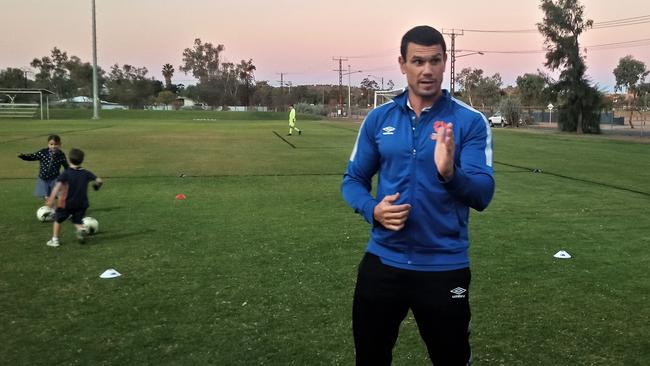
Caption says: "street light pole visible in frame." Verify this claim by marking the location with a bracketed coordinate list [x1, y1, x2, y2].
[91, 0, 100, 119]
[451, 51, 484, 95]
[343, 67, 362, 118]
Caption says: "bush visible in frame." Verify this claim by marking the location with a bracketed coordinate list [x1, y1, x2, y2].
[499, 97, 522, 127]
[295, 103, 327, 116]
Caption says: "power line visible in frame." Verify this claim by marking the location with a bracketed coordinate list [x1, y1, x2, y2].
[463, 28, 537, 34]
[595, 14, 650, 24]
[462, 14, 650, 33]
[592, 15, 650, 27]
[459, 38, 650, 55]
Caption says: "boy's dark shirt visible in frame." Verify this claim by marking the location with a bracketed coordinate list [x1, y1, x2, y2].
[57, 168, 97, 210]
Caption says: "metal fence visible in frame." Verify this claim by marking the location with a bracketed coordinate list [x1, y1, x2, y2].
[0, 103, 38, 119]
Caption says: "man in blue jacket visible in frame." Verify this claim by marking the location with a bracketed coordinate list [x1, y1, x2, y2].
[341, 25, 495, 365]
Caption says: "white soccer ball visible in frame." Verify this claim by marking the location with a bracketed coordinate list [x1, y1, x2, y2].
[82, 217, 99, 235]
[36, 206, 54, 222]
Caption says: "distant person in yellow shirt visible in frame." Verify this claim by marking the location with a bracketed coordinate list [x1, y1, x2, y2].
[288, 104, 302, 136]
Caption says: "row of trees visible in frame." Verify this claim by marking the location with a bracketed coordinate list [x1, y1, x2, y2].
[0, 38, 367, 110]
[1, 0, 647, 131]
[451, 0, 649, 133]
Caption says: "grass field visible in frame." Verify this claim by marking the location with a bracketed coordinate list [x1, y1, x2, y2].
[1, 110, 648, 365]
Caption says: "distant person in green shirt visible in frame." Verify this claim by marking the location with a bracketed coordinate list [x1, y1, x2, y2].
[288, 104, 302, 136]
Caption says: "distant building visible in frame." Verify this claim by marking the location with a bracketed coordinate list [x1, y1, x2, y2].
[54, 96, 128, 110]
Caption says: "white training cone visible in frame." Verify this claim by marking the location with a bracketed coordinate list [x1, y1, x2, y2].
[553, 250, 572, 259]
[100, 268, 122, 279]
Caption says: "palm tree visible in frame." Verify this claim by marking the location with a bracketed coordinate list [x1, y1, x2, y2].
[162, 63, 174, 90]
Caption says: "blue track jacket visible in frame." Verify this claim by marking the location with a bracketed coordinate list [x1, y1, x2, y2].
[341, 89, 495, 271]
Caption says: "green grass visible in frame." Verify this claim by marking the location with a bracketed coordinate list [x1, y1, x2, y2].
[1, 113, 648, 365]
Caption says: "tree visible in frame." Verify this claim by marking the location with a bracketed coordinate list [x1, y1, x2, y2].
[360, 78, 379, 91]
[251, 81, 273, 107]
[30, 47, 73, 97]
[475, 73, 503, 109]
[537, 0, 598, 134]
[162, 63, 175, 90]
[29, 48, 104, 99]
[360, 78, 379, 107]
[638, 83, 650, 111]
[179, 39, 224, 83]
[516, 73, 547, 106]
[237, 59, 256, 106]
[66, 56, 104, 97]
[456, 68, 482, 106]
[0, 68, 31, 88]
[156, 90, 177, 110]
[613, 55, 648, 128]
[456, 68, 502, 108]
[106, 64, 161, 108]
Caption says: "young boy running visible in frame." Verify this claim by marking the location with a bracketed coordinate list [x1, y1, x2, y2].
[46, 148, 103, 247]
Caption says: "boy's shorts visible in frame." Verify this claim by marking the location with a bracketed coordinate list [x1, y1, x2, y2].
[54, 207, 86, 225]
[34, 177, 56, 198]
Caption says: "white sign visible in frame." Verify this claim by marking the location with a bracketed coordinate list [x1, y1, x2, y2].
[547, 103, 554, 111]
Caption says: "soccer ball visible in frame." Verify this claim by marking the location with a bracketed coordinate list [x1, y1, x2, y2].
[82, 217, 99, 235]
[36, 206, 54, 222]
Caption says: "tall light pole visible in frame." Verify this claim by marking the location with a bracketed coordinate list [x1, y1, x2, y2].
[21, 68, 32, 88]
[91, 0, 100, 119]
[344, 66, 362, 118]
[452, 51, 484, 95]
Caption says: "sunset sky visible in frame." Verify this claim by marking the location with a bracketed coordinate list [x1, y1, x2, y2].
[1, 0, 649, 92]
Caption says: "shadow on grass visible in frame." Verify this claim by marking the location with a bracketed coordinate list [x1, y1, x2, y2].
[86, 228, 156, 244]
[89, 206, 123, 213]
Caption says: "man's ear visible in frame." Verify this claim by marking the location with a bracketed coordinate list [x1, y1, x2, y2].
[398, 56, 406, 74]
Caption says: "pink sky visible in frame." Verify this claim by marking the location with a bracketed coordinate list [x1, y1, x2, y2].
[1, 0, 648, 92]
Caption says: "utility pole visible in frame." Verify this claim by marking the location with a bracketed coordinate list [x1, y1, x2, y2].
[344, 66, 362, 118]
[91, 0, 100, 119]
[21, 68, 31, 88]
[276, 72, 287, 108]
[277, 72, 285, 94]
[442, 29, 463, 96]
[348, 65, 351, 117]
[332, 57, 348, 115]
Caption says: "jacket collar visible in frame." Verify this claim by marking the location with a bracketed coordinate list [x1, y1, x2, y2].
[394, 88, 450, 115]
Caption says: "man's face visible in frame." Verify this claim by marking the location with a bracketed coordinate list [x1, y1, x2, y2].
[399, 43, 447, 102]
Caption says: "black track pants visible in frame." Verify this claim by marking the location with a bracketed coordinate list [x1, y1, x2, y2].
[353, 253, 472, 366]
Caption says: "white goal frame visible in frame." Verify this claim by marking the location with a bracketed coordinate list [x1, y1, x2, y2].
[373, 88, 405, 108]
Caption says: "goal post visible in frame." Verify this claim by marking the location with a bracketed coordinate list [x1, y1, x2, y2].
[373, 88, 405, 108]
[0, 89, 54, 120]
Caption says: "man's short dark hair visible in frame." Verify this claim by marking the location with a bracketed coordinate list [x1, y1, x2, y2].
[400, 26, 446, 59]
[69, 148, 85, 165]
[47, 134, 61, 144]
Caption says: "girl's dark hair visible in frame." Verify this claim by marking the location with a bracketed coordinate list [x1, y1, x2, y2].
[400, 26, 446, 59]
[47, 134, 61, 144]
